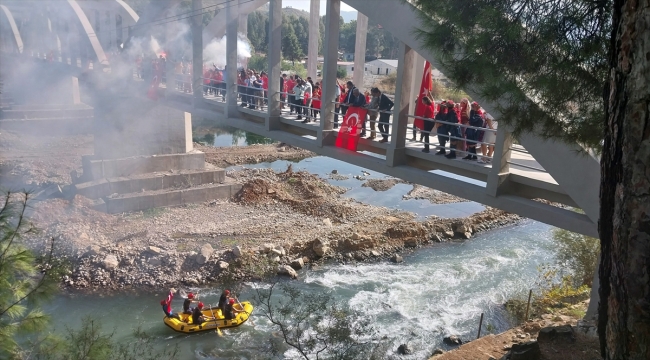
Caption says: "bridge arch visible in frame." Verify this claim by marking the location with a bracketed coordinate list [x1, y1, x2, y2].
[0, 5, 24, 53]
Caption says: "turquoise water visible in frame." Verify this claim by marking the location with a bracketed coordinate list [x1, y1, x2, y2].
[45, 221, 554, 359]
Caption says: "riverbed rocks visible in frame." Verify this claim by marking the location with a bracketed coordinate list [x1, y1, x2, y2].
[195, 244, 214, 265]
[290, 258, 304, 270]
[537, 325, 575, 343]
[232, 246, 243, 258]
[277, 265, 298, 279]
[391, 254, 403, 263]
[313, 239, 330, 257]
[443, 335, 463, 346]
[397, 343, 414, 355]
[102, 254, 119, 270]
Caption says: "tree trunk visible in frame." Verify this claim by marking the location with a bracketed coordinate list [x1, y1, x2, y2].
[599, 0, 650, 359]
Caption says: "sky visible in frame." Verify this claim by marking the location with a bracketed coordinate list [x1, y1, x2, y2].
[282, 0, 358, 14]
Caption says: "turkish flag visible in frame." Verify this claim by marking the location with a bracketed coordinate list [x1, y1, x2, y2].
[335, 106, 367, 151]
[414, 61, 433, 130]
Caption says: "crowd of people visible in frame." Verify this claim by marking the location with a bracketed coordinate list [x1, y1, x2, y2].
[135, 57, 498, 162]
[160, 288, 243, 325]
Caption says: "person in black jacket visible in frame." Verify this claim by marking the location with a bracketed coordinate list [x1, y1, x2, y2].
[371, 88, 394, 143]
[340, 81, 356, 117]
[443, 101, 462, 159]
[463, 101, 485, 160]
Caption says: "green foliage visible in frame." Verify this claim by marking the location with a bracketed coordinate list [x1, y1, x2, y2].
[282, 23, 304, 65]
[412, 0, 611, 151]
[248, 54, 268, 73]
[255, 282, 379, 360]
[281, 62, 307, 79]
[551, 229, 600, 287]
[336, 68, 347, 79]
[23, 318, 178, 360]
[0, 192, 60, 358]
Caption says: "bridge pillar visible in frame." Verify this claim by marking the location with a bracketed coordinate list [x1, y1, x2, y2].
[192, 0, 204, 106]
[267, 0, 283, 131]
[318, 0, 340, 146]
[387, 41, 414, 167]
[225, 0, 240, 118]
[486, 126, 513, 196]
[307, 0, 320, 80]
[352, 12, 367, 90]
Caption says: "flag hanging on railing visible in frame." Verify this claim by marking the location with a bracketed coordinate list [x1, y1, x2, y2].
[336, 106, 368, 151]
[414, 61, 433, 130]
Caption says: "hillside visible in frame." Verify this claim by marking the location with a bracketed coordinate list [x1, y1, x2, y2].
[255, 4, 310, 19]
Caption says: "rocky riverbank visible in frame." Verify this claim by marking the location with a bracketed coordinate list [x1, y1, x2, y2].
[34, 165, 520, 292]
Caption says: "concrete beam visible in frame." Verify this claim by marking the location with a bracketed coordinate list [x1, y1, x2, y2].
[0, 5, 24, 53]
[267, 0, 282, 130]
[319, 0, 340, 143]
[352, 12, 368, 89]
[307, 0, 320, 79]
[192, 0, 203, 105]
[387, 41, 414, 167]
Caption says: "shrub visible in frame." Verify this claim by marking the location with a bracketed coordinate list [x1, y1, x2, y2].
[247, 54, 268, 72]
[336, 68, 347, 79]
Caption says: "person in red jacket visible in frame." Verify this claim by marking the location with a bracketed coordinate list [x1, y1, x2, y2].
[311, 84, 322, 121]
[160, 288, 176, 317]
[260, 71, 269, 106]
[420, 97, 436, 153]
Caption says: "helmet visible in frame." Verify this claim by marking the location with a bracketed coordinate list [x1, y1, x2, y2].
[229, 299, 235, 304]
[198, 302, 204, 309]
[225, 289, 230, 295]
[160, 300, 166, 305]
[188, 292, 194, 299]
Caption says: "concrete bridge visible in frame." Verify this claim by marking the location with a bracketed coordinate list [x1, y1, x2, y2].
[0, 0, 600, 239]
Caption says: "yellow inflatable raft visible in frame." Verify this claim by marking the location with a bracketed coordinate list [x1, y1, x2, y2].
[163, 302, 254, 333]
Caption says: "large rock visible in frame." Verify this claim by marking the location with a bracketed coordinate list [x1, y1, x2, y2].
[443, 335, 463, 346]
[509, 341, 540, 360]
[195, 244, 214, 265]
[537, 325, 576, 344]
[290, 258, 304, 270]
[269, 248, 282, 256]
[313, 239, 330, 257]
[147, 246, 164, 255]
[342, 237, 377, 251]
[232, 246, 243, 258]
[277, 265, 298, 279]
[432, 348, 445, 356]
[102, 255, 119, 270]
[217, 260, 229, 270]
[397, 343, 413, 355]
[452, 221, 473, 235]
[390, 254, 403, 263]
[261, 243, 274, 253]
[404, 238, 419, 247]
[386, 222, 427, 238]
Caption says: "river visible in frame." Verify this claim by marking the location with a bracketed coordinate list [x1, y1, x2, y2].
[44, 128, 558, 359]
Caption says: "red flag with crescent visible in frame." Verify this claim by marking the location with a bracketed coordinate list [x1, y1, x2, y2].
[414, 61, 433, 130]
[335, 106, 368, 151]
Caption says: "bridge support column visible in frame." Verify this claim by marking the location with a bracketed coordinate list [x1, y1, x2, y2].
[267, 0, 282, 131]
[486, 126, 513, 196]
[387, 41, 414, 167]
[239, 14, 248, 38]
[109, 11, 117, 53]
[192, 0, 204, 106]
[307, 0, 320, 79]
[225, 0, 240, 118]
[318, 0, 341, 146]
[352, 13, 368, 89]
[409, 53, 425, 116]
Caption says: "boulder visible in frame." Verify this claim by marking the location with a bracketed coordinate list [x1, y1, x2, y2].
[431, 233, 443, 242]
[397, 344, 413, 355]
[386, 222, 427, 238]
[537, 325, 576, 344]
[509, 341, 541, 360]
[331, 169, 338, 174]
[313, 239, 330, 257]
[232, 246, 243, 258]
[217, 260, 229, 270]
[102, 255, 119, 270]
[269, 248, 283, 256]
[390, 254, 403, 263]
[271, 256, 281, 263]
[85, 245, 102, 257]
[302, 256, 310, 264]
[195, 244, 214, 265]
[371, 250, 380, 257]
[342, 237, 377, 251]
[277, 265, 298, 279]
[444, 230, 455, 238]
[352, 232, 361, 240]
[323, 218, 332, 227]
[443, 335, 463, 346]
[452, 221, 473, 235]
[290, 258, 304, 270]
[432, 348, 445, 356]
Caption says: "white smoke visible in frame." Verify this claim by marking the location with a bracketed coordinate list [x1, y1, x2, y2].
[150, 36, 162, 56]
[203, 33, 252, 68]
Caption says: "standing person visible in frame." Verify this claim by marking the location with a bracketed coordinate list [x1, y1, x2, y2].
[218, 289, 231, 313]
[340, 81, 356, 117]
[293, 79, 306, 120]
[287, 75, 296, 114]
[252, 73, 264, 110]
[303, 79, 313, 121]
[280, 74, 287, 109]
[183, 292, 199, 314]
[261, 71, 269, 106]
[420, 97, 436, 153]
[479, 112, 497, 164]
[334, 79, 343, 128]
[311, 83, 322, 122]
[459, 98, 471, 152]
[435, 101, 450, 155]
[238, 70, 247, 106]
[370, 88, 394, 143]
[443, 101, 462, 159]
[160, 288, 176, 317]
[363, 89, 379, 139]
[463, 101, 484, 160]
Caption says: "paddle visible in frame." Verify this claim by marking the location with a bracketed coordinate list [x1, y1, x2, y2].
[235, 296, 254, 326]
[208, 303, 223, 337]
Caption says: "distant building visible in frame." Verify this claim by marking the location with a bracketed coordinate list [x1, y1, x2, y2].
[367, 59, 398, 76]
[337, 61, 370, 77]
[342, 53, 355, 61]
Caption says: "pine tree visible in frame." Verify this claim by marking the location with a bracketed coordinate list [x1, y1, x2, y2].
[282, 24, 303, 65]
